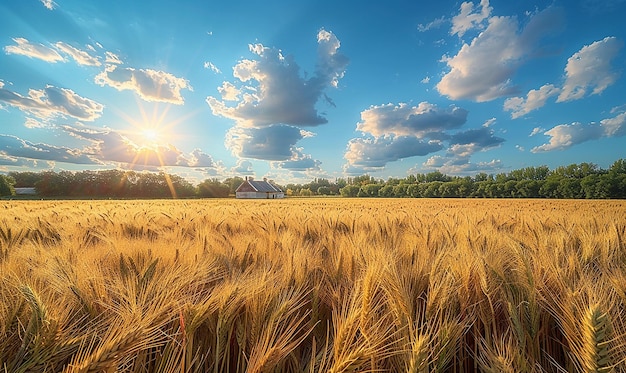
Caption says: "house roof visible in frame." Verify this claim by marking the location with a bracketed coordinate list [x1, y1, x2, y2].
[236, 179, 282, 193]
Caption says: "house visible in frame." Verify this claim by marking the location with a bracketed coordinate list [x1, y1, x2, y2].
[235, 177, 284, 199]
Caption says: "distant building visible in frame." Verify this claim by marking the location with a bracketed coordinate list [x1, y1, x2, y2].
[235, 177, 284, 199]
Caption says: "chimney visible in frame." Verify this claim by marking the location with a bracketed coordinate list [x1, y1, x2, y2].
[263, 177, 267, 182]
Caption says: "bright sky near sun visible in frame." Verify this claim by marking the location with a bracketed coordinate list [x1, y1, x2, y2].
[1, 0, 625, 184]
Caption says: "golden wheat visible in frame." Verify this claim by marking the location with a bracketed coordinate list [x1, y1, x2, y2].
[0, 198, 625, 372]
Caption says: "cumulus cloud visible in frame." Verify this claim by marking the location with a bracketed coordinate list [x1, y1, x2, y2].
[225, 125, 314, 161]
[231, 159, 254, 174]
[449, 127, 505, 147]
[188, 149, 219, 168]
[95, 65, 191, 105]
[345, 136, 443, 170]
[218, 82, 239, 101]
[207, 29, 348, 128]
[0, 134, 96, 164]
[275, 150, 322, 171]
[531, 111, 626, 152]
[503, 36, 620, 118]
[357, 102, 468, 137]
[344, 98, 507, 173]
[344, 101, 478, 171]
[4, 38, 64, 63]
[437, 6, 564, 102]
[504, 84, 560, 118]
[0, 84, 104, 121]
[55, 42, 101, 66]
[557, 37, 623, 102]
[451, 0, 492, 37]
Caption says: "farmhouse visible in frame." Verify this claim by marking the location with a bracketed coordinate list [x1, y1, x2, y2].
[235, 177, 284, 199]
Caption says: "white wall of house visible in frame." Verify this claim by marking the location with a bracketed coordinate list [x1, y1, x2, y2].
[236, 191, 285, 199]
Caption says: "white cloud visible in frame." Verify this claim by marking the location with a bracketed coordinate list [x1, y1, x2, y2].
[531, 111, 626, 152]
[55, 42, 101, 66]
[504, 84, 560, 118]
[225, 125, 313, 161]
[95, 65, 191, 105]
[482, 117, 496, 127]
[343, 101, 485, 171]
[0, 134, 96, 165]
[105, 51, 123, 64]
[4, 38, 64, 63]
[344, 136, 443, 170]
[40, 0, 56, 10]
[24, 118, 45, 129]
[0, 84, 104, 121]
[204, 61, 221, 74]
[449, 127, 504, 148]
[438, 7, 564, 102]
[275, 149, 322, 171]
[357, 102, 468, 138]
[557, 37, 623, 102]
[451, 0, 492, 37]
[421, 76, 431, 84]
[421, 156, 502, 175]
[231, 159, 254, 174]
[207, 29, 348, 128]
[218, 82, 239, 101]
[530, 127, 544, 136]
[418, 16, 447, 32]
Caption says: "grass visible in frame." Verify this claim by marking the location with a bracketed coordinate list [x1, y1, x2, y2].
[0, 198, 625, 372]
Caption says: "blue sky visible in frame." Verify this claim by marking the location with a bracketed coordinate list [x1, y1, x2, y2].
[1, 0, 625, 184]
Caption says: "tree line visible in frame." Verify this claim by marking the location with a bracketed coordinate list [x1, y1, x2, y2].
[0, 170, 247, 199]
[287, 159, 626, 199]
[1, 159, 625, 199]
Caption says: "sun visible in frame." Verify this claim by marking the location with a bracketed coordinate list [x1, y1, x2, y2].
[141, 128, 160, 144]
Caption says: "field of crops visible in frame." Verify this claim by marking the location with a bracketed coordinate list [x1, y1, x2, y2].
[1, 198, 626, 372]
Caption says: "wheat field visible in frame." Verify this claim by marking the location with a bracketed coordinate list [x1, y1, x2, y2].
[1, 198, 625, 372]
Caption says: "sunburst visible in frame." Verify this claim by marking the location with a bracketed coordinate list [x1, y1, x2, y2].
[109, 98, 203, 198]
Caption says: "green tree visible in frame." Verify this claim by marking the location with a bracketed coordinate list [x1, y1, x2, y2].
[378, 184, 395, 197]
[317, 186, 332, 195]
[8, 171, 43, 187]
[359, 183, 382, 197]
[0, 175, 16, 197]
[339, 185, 360, 197]
[197, 178, 229, 198]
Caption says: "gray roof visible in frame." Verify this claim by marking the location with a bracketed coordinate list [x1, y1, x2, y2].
[248, 180, 282, 192]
